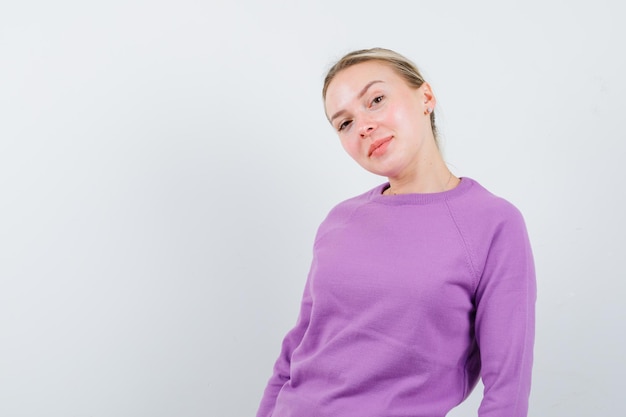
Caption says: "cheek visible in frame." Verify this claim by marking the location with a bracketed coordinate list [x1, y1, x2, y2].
[384, 102, 410, 126]
[339, 135, 363, 160]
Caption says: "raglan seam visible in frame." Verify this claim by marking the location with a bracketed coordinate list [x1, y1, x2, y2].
[444, 198, 481, 289]
[313, 199, 372, 249]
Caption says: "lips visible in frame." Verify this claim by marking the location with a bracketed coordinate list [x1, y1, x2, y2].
[368, 136, 393, 157]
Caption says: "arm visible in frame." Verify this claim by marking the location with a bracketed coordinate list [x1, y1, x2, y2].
[474, 208, 536, 417]
[256, 274, 313, 417]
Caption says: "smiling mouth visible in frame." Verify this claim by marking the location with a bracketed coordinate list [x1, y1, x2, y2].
[368, 137, 393, 157]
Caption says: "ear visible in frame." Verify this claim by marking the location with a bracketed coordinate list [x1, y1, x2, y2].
[420, 82, 436, 110]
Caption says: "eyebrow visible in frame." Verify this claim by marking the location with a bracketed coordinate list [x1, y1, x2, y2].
[329, 80, 384, 123]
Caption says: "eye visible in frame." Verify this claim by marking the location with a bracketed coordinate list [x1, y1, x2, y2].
[338, 120, 352, 132]
[371, 95, 384, 106]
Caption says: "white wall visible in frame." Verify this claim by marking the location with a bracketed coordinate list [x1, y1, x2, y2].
[1, 1, 624, 415]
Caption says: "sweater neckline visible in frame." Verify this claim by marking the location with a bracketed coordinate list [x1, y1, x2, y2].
[368, 177, 474, 205]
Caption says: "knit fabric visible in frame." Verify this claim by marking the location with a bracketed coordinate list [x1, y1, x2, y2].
[257, 178, 536, 417]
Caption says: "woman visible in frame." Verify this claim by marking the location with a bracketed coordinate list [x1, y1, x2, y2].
[256, 48, 536, 417]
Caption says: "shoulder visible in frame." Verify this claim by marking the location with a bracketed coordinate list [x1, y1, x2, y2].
[314, 183, 384, 243]
[452, 177, 525, 225]
[447, 178, 530, 256]
[325, 183, 384, 218]
[450, 179, 533, 284]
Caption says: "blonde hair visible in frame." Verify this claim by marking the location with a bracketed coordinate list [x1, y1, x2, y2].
[322, 48, 438, 141]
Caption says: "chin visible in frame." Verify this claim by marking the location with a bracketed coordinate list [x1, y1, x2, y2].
[362, 166, 395, 178]
[364, 160, 401, 178]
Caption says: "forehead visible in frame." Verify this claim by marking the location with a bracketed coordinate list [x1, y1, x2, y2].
[327, 61, 400, 94]
[324, 61, 403, 111]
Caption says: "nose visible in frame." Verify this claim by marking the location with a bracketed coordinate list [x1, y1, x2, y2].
[358, 119, 376, 138]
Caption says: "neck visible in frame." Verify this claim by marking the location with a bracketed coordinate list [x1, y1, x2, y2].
[384, 149, 458, 195]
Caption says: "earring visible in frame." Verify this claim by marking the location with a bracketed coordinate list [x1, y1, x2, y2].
[425, 107, 433, 115]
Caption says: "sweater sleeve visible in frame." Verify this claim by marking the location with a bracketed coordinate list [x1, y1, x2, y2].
[255, 273, 313, 417]
[474, 205, 536, 417]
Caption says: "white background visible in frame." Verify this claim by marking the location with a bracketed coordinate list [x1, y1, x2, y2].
[1, 1, 624, 416]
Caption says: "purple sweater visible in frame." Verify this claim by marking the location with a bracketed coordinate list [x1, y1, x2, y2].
[257, 178, 536, 417]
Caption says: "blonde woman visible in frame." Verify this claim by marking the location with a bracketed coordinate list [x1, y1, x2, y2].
[257, 48, 536, 417]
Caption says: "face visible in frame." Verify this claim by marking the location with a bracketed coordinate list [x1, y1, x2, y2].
[324, 61, 436, 180]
